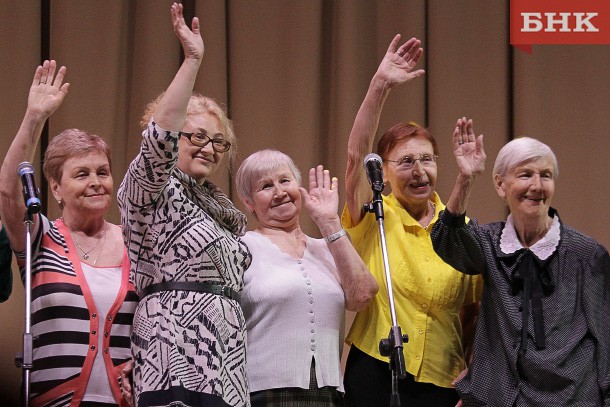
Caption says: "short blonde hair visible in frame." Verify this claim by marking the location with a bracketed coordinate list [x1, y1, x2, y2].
[141, 92, 237, 162]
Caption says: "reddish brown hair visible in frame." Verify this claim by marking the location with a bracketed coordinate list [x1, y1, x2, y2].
[377, 122, 439, 159]
[43, 128, 112, 183]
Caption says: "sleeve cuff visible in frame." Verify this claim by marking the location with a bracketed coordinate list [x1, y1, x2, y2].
[439, 209, 467, 227]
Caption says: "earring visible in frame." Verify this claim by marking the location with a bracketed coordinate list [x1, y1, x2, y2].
[58, 199, 63, 207]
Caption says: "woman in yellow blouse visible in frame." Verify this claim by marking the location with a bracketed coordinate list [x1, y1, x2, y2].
[341, 34, 481, 407]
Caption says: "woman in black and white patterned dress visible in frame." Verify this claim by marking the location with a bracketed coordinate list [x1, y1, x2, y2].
[118, 4, 251, 406]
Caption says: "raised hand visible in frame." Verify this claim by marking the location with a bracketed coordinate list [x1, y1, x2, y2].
[452, 117, 486, 178]
[376, 34, 425, 88]
[300, 165, 340, 228]
[28, 60, 69, 119]
[171, 2, 203, 62]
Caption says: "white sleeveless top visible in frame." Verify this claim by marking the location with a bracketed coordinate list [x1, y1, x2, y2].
[81, 263, 122, 403]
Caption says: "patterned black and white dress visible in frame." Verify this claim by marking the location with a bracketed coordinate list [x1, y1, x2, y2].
[118, 121, 252, 407]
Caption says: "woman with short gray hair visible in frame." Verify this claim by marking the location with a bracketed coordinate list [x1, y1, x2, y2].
[235, 149, 378, 405]
[432, 120, 610, 405]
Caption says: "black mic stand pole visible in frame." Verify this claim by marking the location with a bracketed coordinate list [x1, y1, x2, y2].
[15, 208, 38, 407]
[364, 189, 408, 407]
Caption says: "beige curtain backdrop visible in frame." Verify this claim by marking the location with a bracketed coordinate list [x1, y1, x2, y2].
[1, 1, 608, 401]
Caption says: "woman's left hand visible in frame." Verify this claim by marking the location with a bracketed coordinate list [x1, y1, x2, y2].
[119, 360, 134, 407]
[300, 165, 339, 228]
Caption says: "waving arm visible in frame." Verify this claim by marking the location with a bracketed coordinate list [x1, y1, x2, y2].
[301, 165, 379, 311]
[345, 34, 425, 225]
[153, 2, 204, 131]
[0, 60, 69, 254]
[445, 117, 486, 216]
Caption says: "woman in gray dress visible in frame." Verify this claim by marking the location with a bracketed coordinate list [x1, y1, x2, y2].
[118, 4, 251, 406]
[431, 119, 610, 406]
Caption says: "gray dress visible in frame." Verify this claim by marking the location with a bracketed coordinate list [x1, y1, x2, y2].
[431, 208, 610, 406]
[118, 122, 252, 407]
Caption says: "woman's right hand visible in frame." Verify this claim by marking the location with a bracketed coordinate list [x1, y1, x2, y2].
[171, 2, 203, 63]
[452, 367, 468, 407]
[28, 60, 69, 120]
[452, 117, 486, 179]
[375, 34, 425, 88]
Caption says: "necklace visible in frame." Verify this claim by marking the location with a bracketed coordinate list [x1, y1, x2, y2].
[91, 226, 108, 266]
[71, 223, 107, 265]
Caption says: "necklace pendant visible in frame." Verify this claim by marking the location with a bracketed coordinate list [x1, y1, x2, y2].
[82, 253, 89, 260]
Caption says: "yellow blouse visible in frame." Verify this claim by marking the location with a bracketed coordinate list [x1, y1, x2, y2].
[341, 192, 481, 388]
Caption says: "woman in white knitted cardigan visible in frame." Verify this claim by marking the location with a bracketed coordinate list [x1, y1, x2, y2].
[235, 149, 379, 406]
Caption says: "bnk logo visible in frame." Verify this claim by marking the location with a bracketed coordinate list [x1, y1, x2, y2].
[510, 0, 610, 53]
[521, 12, 598, 32]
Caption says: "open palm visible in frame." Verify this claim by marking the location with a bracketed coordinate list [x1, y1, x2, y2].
[377, 34, 425, 87]
[452, 117, 486, 177]
[28, 60, 69, 118]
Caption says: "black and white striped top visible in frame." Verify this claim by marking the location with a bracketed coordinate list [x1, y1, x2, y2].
[26, 215, 137, 406]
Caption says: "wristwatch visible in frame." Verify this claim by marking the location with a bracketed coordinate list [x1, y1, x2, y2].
[324, 228, 347, 243]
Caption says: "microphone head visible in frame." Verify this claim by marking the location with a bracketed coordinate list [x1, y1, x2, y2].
[17, 161, 35, 176]
[363, 153, 384, 193]
[363, 153, 382, 168]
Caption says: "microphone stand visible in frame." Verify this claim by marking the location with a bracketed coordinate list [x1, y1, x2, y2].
[364, 188, 408, 407]
[15, 208, 38, 407]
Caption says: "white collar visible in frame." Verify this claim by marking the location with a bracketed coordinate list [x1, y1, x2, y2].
[500, 213, 560, 260]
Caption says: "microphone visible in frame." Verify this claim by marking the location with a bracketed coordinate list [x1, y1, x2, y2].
[17, 162, 41, 214]
[363, 153, 384, 193]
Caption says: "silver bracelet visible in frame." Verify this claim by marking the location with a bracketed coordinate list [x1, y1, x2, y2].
[324, 228, 347, 243]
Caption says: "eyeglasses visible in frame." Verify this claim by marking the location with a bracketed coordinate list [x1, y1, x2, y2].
[385, 154, 437, 170]
[180, 131, 231, 153]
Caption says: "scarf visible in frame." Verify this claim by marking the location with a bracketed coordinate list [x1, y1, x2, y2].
[172, 168, 247, 236]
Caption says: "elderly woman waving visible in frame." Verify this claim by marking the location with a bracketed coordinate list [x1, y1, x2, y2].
[235, 150, 378, 405]
[431, 119, 610, 406]
[342, 36, 481, 407]
[118, 4, 251, 406]
[0, 60, 137, 406]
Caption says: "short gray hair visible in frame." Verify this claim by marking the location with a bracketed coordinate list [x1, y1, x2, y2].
[235, 149, 301, 204]
[493, 137, 559, 180]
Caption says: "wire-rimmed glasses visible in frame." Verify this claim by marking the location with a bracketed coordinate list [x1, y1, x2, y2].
[385, 154, 437, 170]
